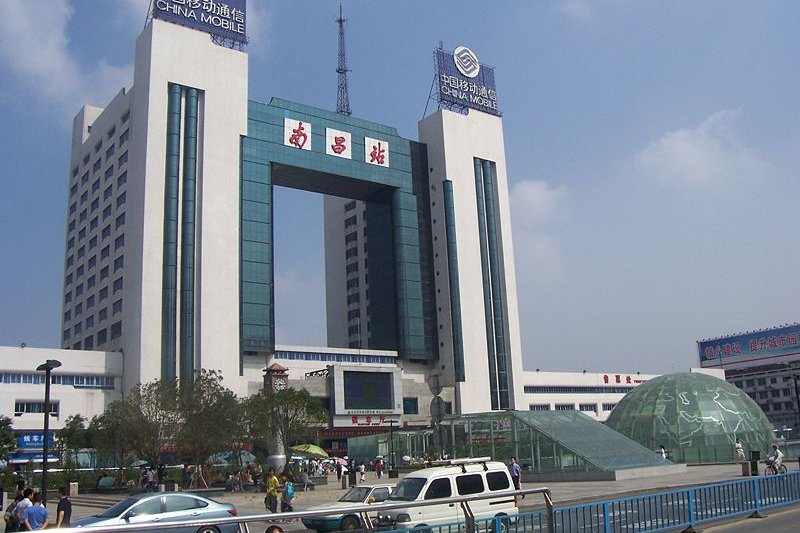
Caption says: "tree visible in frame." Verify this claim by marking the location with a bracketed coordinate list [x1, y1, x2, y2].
[175, 369, 238, 484]
[127, 379, 181, 465]
[90, 400, 137, 467]
[248, 387, 327, 461]
[0, 415, 15, 459]
[57, 414, 89, 466]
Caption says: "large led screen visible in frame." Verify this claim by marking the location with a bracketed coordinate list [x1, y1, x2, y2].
[343, 371, 393, 410]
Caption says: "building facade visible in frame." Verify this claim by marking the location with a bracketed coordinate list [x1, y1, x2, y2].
[698, 323, 800, 429]
[55, 5, 525, 429]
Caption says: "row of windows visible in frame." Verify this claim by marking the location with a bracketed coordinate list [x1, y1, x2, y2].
[759, 402, 795, 412]
[71, 116, 129, 182]
[14, 401, 59, 416]
[524, 385, 635, 394]
[529, 403, 616, 412]
[2, 373, 115, 389]
[274, 351, 395, 364]
[63, 299, 123, 336]
[66, 321, 122, 350]
[734, 376, 797, 389]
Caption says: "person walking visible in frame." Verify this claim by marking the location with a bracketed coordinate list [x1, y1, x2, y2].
[14, 488, 33, 527]
[735, 440, 746, 462]
[20, 492, 48, 531]
[55, 487, 72, 528]
[358, 462, 366, 483]
[508, 457, 522, 491]
[375, 459, 384, 479]
[264, 468, 279, 513]
[280, 473, 295, 513]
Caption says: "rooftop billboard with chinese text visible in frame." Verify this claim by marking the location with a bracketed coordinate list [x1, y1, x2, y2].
[698, 323, 800, 369]
[436, 47, 500, 116]
[152, 0, 246, 46]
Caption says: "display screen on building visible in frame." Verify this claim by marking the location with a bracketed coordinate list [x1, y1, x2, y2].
[698, 323, 800, 367]
[343, 371, 393, 410]
[436, 46, 499, 116]
[152, 0, 247, 44]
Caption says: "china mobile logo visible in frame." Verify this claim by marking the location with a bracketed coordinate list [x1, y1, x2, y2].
[453, 46, 480, 78]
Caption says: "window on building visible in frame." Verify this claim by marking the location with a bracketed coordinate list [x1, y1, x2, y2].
[344, 215, 357, 228]
[346, 278, 359, 289]
[14, 401, 59, 417]
[79, 209, 87, 222]
[89, 236, 97, 250]
[345, 231, 357, 244]
[65, 273, 73, 286]
[105, 144, 115, 159]
[529, 404, 550, 411]
[70, 183, 78, 197]
[64, 292, 72, 305]
[66, 255, 74, 267]
[98, 307, 108, 321]
[104, 185, 113, 200]
[100, 266, 109, 281]
[579, 404, 597, 413]
[63, 310, 71, 322]
[73, 322, 82, 335]
[90, 216, 99, 230]
[63, 329, 70, 342]
[76, 265, 84, 277]
[87, 275, 96, 289]
[403, 397, 419, 415]
[97, 328, 107, 345]
[110, 320, 122, 339]
[118, 171, 127, 187]
[771, 377, 778, 384]
[75, 284, 84, 297]
[758, 391, 768, 399]
[86, 295, 95, 309]
[119, 129, 130, 145]
[121, 110, 130, 123]
[92, 178, 101, 194]
[345, 263, 359, 274]
[112, 277, 123, 293]
[99, 287, 108, 301]
[345, 200, 357, 211]
[347, 309, 360, 320]
[118, 151, 128, 166]
[757, 378, 766, 385]
[602, 403, 616, 411]
[81, 171, 90, 185]
[112, 299, 122, 315]
[93, 159, 102, 172]
[114, 256, 124, 272]
[745, 379, 755, 387]
[115, 234, 124, 250]
[78, 227, 86, 240]
[347, 293, 360, 304]
[555, 404, 575, 410]
[84, 335, 93, 350]
[115, 213, 126, 229]
[101, 245, 110, 260]
[103, 205, 112, 220]
[116, 192, 126, 208]
[771, 389, 781, 398]
[85, 315, 94, 328]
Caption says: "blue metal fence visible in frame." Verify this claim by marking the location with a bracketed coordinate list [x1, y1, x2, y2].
[548, 471, 800, 533]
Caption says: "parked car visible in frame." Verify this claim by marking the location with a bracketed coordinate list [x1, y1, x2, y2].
[73, 492, 239, 533]
[301, 484, 394, 532]
[377, 457, 517, 533]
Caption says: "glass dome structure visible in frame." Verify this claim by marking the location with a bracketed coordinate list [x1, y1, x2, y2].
[605, 372, 774, 463]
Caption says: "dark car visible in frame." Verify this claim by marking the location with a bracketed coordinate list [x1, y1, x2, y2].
[72, 492, 238, 533]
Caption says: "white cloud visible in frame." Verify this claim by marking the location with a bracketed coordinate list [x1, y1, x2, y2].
[635, 109, 765, 187]
[510, 180, 569, 285]
[0, 0, 132, 120]
[558, 0, 629, 24]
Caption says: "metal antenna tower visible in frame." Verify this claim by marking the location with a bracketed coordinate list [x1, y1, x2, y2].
[336, 4, 352, 116]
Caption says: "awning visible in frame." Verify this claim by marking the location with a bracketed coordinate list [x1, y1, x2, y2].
[7, 452, 59, 464]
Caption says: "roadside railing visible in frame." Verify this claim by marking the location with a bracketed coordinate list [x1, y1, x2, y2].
[55, 473, 800, 533]
[552, 471, 800, 533]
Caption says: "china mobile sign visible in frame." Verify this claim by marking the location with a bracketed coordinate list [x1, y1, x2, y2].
[436, 46, 500, 116]
[153, 0, 246, 45]
[698, 323, 800, 368]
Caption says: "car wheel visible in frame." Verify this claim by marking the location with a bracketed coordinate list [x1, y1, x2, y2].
[340, 516, 362, 531]
[197, 526, 220, 533]
[489, 515, 510, 533]
[415, 525, 432, 533]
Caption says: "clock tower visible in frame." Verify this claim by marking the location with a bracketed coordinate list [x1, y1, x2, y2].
[263, 362, 289, 392]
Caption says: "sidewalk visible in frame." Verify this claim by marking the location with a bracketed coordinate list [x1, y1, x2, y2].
[66, 463, 792, 523]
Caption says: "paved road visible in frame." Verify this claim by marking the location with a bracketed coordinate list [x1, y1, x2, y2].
[698, 504, 800, 532]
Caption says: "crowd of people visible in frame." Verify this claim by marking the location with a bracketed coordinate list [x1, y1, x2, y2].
[2, 485, 72, 531]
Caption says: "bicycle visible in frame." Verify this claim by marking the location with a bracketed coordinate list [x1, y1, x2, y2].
[764, 459, 787, 475]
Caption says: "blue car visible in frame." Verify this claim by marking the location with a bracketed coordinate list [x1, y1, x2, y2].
[302, 484, 394, 532]
[73, 492, 239, 533]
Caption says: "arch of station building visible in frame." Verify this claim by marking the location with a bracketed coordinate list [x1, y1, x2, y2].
[238, 98, 438, 368]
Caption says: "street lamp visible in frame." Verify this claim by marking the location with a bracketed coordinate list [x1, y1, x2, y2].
[36, 359, 61, 505]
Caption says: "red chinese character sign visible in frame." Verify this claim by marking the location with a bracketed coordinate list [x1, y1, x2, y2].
[284, 118, 311, 150]
[326, 128, 351, 159]
[365, 137, 389, 167]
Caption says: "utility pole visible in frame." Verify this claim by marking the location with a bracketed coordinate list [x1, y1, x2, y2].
[336, 4, 352, 116]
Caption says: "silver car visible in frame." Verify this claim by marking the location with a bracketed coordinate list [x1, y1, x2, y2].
[73, 492, 239, 533]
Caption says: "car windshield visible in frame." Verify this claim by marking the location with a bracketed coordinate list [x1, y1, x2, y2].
[389, 478, 426, 501]
[95, 497, 141, 518]
[339, 487, 371, 503]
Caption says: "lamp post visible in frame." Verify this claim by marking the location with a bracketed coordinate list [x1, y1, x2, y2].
[36, 359, 61, 505]
[388, 419, 396, 471]
[792, 373, 800, 430]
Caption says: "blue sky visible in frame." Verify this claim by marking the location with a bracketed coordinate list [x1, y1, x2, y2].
[1, 1, 798, 375]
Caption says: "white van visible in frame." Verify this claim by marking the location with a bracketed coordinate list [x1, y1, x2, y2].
[377, 457, 518, 532]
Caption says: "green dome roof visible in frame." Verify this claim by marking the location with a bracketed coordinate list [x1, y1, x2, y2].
[605, 372, 774, 463]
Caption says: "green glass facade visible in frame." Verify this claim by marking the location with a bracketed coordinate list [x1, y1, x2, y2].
[606, 372, 775, 464]
[240, 98, 437, 364]
[161, 83, 200, 382]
